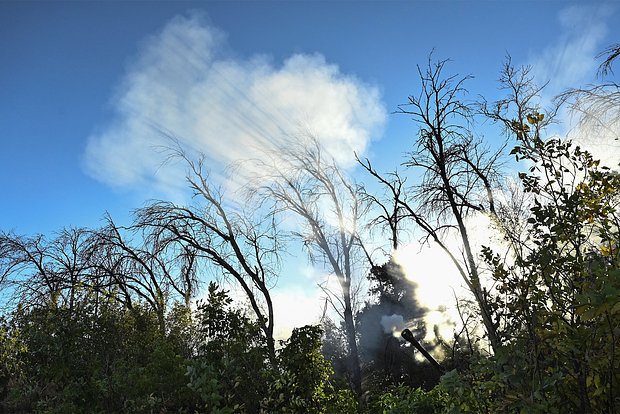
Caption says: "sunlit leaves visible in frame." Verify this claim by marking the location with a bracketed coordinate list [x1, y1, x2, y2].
[474, 136, 620, 412]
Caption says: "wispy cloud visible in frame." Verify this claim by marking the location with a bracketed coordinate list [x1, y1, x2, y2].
[528, 4, 619, 168]
[83, 13, 386, 197]
[529, 4, 611, 98]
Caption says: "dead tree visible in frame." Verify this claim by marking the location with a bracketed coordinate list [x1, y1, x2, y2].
[558, 43, 620, 149]
[356, 158, 409, 252]
[597, 42, 620, 78]
[361, 57, 505, 353]
[0, 228, 98, 311]
[134, 151, 280, 363]
[91, 215, 201, 332]
[252, 137, 368, 395]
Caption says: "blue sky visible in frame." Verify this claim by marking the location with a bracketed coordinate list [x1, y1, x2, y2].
[2, 0, 616, 235]
[1, 1, 618, 336]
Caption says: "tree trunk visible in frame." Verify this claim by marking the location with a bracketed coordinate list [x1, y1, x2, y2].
[343, 292, 362, 395]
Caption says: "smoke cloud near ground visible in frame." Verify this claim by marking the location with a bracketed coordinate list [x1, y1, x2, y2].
[393, 213, 505, 345]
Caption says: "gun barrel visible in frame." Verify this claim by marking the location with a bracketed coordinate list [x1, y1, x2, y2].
[400, 328, 445, 374]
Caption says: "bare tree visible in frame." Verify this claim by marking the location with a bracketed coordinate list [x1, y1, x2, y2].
[0, 228, 98, 311]
[134, 151, 281, 362]
[91, 215, 199, 332]
[356, 159, 409, 252]
[597, 42, 620, 78]
[0, 222, 198, 332]
[252, 137, 368, 395]
[557, 44, 620, 152]
[477, 58, 552, 254]
[361, 57, 505, 352]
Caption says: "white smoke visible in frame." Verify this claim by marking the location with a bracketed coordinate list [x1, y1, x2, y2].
[380, 314, 405, 337]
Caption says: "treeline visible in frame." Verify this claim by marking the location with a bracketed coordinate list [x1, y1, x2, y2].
[1, 49, 620, 413]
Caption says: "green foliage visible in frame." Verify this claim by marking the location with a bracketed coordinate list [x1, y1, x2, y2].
[189, 282, 269, 413]
[187, 283, 356, 414]
[186, 360, 234, 414]
[369, 383, 449, 414]
[1, 299, 198, 413]
[277, 326, 334, 410]
[1, 280, 357, 413]
[0, 315, 26, 404]
[445, 136, 620, 413]
[262, 325, 353, 413]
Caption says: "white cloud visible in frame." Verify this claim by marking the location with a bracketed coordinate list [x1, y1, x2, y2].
[83, 13, 386, 197]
